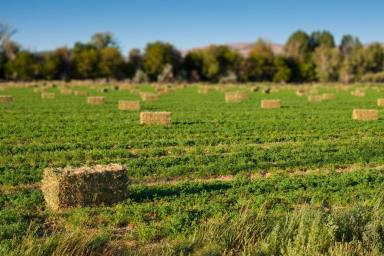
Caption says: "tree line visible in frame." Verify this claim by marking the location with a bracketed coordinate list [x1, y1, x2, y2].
[1, 23, 384, 83]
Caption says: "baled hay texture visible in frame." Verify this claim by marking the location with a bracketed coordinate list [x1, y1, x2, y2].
[140, 92, 159, 101]
[41, 164, 129, 211]
[261, 99, 281, 109]
[322, 93, 336, 100]
[296, 89, 307, 97]
[155, 86, 172, 95]
[34, 88, 49, 93]
[98, 88, 109, 93]
[308, 95, 323, 102]
[59, 88, 72, 95]
[74, 90, 88, 96]
[225, 92, 248, 103]
[351, 90, 365, 97]
[87, 96, 105, 105]
[41, 92, 56, 99]
[140, 112, 172, 125]
[352, 109, 379, 121]
[0, 95, 13, 103]
[118, 100, 140, 111]
[377, 98, 384, 107]
[198, 86, 212, 94]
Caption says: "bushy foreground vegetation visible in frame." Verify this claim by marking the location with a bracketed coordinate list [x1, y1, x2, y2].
[1, 82, 384, 255]
[1, 21, 384, 84]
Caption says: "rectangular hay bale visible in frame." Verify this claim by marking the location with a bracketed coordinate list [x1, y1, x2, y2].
[87, 96, 105, 105]
[321, 93, 335, 100]
[41, 164, 129, 211]
[0, 95, 13, 103]
[225, 92, 248, 103]
[74, 90, 88, 96]
[140, 111, 172, 125]
[351, 90, 365, 97]
[41, 92, 56, 99]
[118, 100, 140, 110]
[377, 98, 384, 107]
[140, 92, 159, 101]
[352, 109, 379, 121]
[261, 99, 281, 109]
[308, 95, 323, 102]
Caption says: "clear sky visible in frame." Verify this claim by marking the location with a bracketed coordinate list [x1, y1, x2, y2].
[1, 0, 384, 53]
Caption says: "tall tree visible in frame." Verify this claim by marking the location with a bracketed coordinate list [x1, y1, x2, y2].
[313, 47, 340, 82]
[284, 30, 311, 60]
[99, 47, 124, 79]
[309, 30, 335, 50]
[90, 32, 116, 50]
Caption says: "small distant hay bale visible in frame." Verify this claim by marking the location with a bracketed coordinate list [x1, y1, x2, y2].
[352, 109, 379, 121]
[98, 87, 109, 93]
[296, 89, 307, 97]
[308, 95, 323, 102]
[41, 164, 129, 211]
[118, 100, 140, 111]
[198, 86, 212, 94]
[351, 89, 365, 97]
[261, 99, 281, 109]
[87, 96, 105, 105]
[250, 86, 260, 92]
[140, 92, 159, 101]
[59, 88, 72, 95]
[140, 111, 172, 125]
[225, 92, 248, 103]
[322, 93, 335, 100]
[0, 95, 13, 103]
[377, 98, 384, 107]
[74, 90, 88, 96]
[262, 88, 271, 94]
[41, 92, 56, 99]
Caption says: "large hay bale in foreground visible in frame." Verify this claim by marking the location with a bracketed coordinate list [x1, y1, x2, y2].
[87, 96, 105, 105]
[118, 100, 140, 111]
[41, 92, 56, 99]
[74, 90, 88, 96]
[225, 92, 248, 103]
[140, 112, 172, 125]
[41, 164, 129, 211]
[352, 109, 379, 121]
[377, 98, 384, 107]
[0, 95, 13, 103]
[308, 95, 323, 102]
[261, 99, 281, 109]
[140, 92, 159, 101]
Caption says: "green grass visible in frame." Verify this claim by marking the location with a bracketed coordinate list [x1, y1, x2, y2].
[1, 83, 384, 255]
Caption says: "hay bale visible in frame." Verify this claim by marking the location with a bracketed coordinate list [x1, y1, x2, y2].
[263, 88, 271, 94]
[351, 89, 365, 97]
[87, 96, 105, 105]
[0, 95, 13, 103]
[41, 92, 56, 99]
[140, 112, 172, 125]
[140, 92, 159, 101]
[118, 100, 140, 111]
[98, 88, 109, 93]
[41, 164, 129, 211]
[74, 90, 88, 96]
[308, 95, 323, 102]
[322, 93, 335, 100]
[296, 89, 307, 97]
[225, 92, 248, 103]
[198, 86, 212, 94]
[377, 98, 384, 107]
[59, 88, 72, 95]
[261, 99, 281, 109]
[352, 109, 379, 121]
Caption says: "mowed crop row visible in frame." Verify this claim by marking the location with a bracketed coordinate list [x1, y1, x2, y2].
[0, 84, 384, 185]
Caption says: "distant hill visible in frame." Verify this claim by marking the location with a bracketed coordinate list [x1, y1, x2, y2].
[184, 42, 284, 57]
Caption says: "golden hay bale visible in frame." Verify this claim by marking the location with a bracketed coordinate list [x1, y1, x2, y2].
[0, 95, 13, 103]
[322, 93, 336, 100]
[118, 100, 140, 111]
[261, 99, 281, 109]
[41, 164, 129, 211]
[352, 109, 379, 121]
[74, 90, 88, 96]
[87, 96, 105, 105]
[225, 92, 248, 103]
[98, 87, 109, 93]
[377, 98, 384, 107]
[308, 95, 323, 102]
[296, 89, 307, 97]
[41, 92, 56, 99]
[59, 88, 72, 95]
[140, 92, 159, 101]
[140, 112, 172, 125]
[351, 89, 365, 97]
[198, 86, 213, 94]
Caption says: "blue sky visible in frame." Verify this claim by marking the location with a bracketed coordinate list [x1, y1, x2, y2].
[1, 0, 383, 53]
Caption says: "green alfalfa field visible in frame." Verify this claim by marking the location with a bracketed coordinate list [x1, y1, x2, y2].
[1, 83, 384, 255]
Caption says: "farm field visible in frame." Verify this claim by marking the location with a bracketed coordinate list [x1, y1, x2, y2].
[1, 83, 384, 255]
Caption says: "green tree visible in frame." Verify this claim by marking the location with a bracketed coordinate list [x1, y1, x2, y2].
[143, 41, 181, 81]
[5, 51, 41, 80]
[43, 47, 72, 80]
[273, 56, 292, 83]
[98, 47, 124, 79]
[309, 30, 335, 50]
[364, 43, 384, 73]
[183, 50, 204, 82]
[340, 34, 361, 57]
[90, 32, 116, 50]
[284, 30, 311, 60]
[73, 43, 99, 79]
[313, 47, 340, 82]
